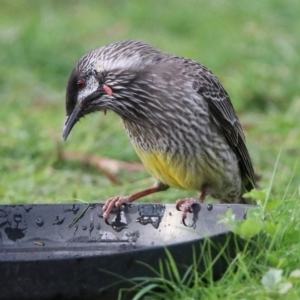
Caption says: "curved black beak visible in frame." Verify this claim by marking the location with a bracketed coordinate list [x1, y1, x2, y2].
[62, 105, 81, 141]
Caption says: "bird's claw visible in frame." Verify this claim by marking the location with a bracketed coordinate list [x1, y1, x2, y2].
[176, 201, 182, 211]
[176, 198, 196, 212]
[176, 198, 198, 227]
[104, 216, 111, 226]
[102, 196, 129, 225]
[182, 215, 189, 227]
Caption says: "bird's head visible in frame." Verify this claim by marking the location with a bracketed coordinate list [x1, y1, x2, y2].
[62, 40, 165, 141]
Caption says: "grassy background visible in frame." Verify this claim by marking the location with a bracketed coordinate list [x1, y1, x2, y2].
[1, 0, 300, 298]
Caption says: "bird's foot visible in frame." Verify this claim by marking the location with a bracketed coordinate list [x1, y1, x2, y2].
[176, 198, 199, 227]
[103, 196, 130, 225]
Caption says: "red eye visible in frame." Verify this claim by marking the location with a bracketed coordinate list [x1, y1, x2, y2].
[76, 78, 86, 89]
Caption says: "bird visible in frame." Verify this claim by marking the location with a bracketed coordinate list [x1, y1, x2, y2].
[62, 40, 258, 226]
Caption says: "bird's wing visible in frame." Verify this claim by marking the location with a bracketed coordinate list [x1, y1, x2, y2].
[193, 66, 257, 190]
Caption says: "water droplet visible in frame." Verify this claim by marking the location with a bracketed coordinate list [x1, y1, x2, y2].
[64, 204, 80, 214]
[53, 214, 65, 225]
[97, 209, 103, 218]
[22, 205, 33, 213]
[183, 203, 201, 229]
[151, 217, 160, 229]
[73, 224, 78, 238]
[36, 216, 44, 227]
[13, 214, 22, 223]
[89, 222, 94, 235]
[0, 209, 7, 218]
[0, 209, 8, 228]
[4, 227, 26, 241]
[136, 204, 165, 229]
[111, 211, 127, 232]
[207, 204, 213, 211]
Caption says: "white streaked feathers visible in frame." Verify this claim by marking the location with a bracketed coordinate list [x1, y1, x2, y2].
[77, 75, 99, 103]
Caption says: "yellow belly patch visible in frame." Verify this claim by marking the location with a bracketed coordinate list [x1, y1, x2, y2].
[133, 146, 201, 190]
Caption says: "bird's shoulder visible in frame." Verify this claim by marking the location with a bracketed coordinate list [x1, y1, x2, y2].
[166, 57, 242, 138]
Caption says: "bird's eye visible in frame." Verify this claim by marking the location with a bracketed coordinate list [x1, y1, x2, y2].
[76, 78, 86, 89]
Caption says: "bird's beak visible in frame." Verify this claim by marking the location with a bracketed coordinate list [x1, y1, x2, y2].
[62, 105, 81, 141]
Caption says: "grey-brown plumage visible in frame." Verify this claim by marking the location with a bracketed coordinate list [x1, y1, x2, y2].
[63, 40, 258, 226]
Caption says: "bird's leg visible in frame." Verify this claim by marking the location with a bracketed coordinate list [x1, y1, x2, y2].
[176, 189, 207, 226]
[103, 182, 169, 225]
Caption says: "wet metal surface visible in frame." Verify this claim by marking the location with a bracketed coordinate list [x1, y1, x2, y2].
[0, 203, 251, 299]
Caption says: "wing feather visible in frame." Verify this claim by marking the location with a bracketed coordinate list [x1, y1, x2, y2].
[193, 66, 258, 190]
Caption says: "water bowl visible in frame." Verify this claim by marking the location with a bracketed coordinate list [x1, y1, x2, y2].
[0, 203, 250, 300]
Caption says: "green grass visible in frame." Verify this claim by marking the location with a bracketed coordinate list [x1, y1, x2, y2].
[1, 0, 300, 298]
